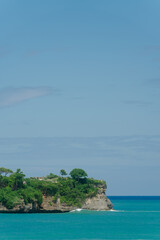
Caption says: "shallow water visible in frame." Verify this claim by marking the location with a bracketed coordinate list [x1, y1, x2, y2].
[0, 197, 160, 239]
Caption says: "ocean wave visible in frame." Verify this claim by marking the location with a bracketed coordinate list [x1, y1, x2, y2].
[70, 208, 82, 212]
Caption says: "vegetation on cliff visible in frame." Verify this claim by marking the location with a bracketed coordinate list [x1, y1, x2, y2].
[0, 167, 107, 209]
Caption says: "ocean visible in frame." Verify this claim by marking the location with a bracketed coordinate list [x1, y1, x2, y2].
[0, 196, 160, 240]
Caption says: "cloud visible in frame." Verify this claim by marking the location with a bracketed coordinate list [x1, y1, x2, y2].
[123, 100, 152, 106]
[144, 45, 160, 52]
[142, 45, 160, 56]
[25, 47, 70, 57]
[147, 78, 160, 87]
[0, 87, 53, 107]
[1, 135, 160, 163]
[1, 136, 160, 195]
[0, 48, 10, 58]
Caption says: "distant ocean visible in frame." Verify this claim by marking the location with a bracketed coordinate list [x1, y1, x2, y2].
[0, 196, 160, 239]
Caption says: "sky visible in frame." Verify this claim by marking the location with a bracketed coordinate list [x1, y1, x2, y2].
[0, 0, 160, 195]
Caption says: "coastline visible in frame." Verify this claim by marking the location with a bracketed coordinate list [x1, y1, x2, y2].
[0, 194, 113, 213]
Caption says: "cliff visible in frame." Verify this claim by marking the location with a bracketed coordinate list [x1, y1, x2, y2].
[0, 193, 113, 213]
[0, 168, 113, 213]
[0, 183, 113, 213]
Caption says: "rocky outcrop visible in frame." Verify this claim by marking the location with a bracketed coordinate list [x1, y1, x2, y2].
[0, 181, 113, 213]
[0, 193, 113, 213]
[82, 193, 113, 210]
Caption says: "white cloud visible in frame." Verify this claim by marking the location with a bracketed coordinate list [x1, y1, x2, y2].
[0, 87, 53, 107]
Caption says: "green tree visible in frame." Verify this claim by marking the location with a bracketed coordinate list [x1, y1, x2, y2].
[60, 169, 67, 176]
[11, 169, 25, 190]
[46, 173, 58, 179]
[70, 168, 88, 181]
[0, 167, 13, 176]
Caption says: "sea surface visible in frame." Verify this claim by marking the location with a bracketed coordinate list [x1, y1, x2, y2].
[0, 196, 160, 240]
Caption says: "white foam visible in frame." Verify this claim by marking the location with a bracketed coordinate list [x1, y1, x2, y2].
[76, 208, 82, 212]
[70, 208, 82, 212]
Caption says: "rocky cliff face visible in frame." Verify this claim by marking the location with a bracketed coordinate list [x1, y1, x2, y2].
[40, 192, 113, 212]
[0, 191, 113, 213]
[82, 193, 113, 211]
[82, 183, 113, 211]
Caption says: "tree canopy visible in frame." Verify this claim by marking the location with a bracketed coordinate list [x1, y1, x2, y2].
[0, 167, 13, 176]
[46, 173, 58, 179]
[70, 168, 88, 180]
[0, 167, 106, 209]
[60, 169, 67, 176]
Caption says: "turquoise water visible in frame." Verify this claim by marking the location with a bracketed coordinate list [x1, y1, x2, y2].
[0, 197, 160, 240]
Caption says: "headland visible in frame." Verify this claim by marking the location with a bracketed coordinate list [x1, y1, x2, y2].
[0, 167, 113, 213]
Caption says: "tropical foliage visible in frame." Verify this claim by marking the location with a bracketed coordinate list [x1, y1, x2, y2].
[0, 167, 106, 209]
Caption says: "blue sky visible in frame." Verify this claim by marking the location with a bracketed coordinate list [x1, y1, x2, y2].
[0, 0, 160, 195]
